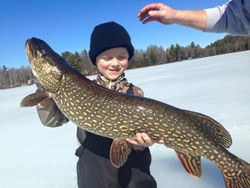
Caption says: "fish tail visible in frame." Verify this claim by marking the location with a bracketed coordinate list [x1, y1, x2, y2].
[222, 157, 250, 188]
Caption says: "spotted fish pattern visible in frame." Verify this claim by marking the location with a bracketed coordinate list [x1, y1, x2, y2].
[21, 38, 250, 188]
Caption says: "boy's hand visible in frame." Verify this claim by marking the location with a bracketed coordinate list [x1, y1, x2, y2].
[126, 133, 164, 148]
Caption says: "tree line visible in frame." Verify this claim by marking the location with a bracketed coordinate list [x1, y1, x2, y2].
[0, 65, 34, 89]
[129, 35, 250, 69]
[1, 35, 250, 89]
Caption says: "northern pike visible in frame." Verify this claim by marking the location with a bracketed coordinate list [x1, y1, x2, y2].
[21, 37, 250, 188]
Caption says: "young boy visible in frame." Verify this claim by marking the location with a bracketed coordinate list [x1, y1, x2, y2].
[36, 21, 157, 188]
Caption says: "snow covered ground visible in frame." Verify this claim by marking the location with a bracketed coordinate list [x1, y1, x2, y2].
[1, 51, 250, 188]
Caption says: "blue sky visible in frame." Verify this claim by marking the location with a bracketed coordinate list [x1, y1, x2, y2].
[0, 0, 227, 68]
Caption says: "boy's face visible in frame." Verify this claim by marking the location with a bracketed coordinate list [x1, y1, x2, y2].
[96, 47, 129, 80]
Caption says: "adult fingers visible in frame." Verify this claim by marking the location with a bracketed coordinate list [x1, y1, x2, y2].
[138, 3, 161, 20]
[140, 14, 159, 24]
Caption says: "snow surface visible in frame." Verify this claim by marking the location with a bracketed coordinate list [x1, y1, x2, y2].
[0, 51, 250, 188]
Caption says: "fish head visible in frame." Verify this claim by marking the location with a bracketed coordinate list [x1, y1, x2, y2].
[25, 37, 69, 93]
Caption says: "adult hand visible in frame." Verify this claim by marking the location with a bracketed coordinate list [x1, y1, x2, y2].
[138, 2, 207, 31]
[138, 3, 177, 24]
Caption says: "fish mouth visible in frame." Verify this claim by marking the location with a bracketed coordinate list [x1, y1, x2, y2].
[25, 39, 33, 64]
[25, 37, 53, 64]
[25, 38, 42, 64]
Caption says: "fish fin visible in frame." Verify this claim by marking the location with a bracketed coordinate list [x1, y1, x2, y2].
[184, 110, 232, 148]
[110, 139, 132, 168]
[20, 90, 48, 107]
[222, 160, 250, 188]
[175, 150, 202, 178]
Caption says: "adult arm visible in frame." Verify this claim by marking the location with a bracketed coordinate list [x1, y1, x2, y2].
[138, 3, 207, 31]
[138, 1, 250, 35]
[205, 0, 250, 35]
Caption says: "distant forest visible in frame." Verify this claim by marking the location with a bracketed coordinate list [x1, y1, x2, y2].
[1, 35, 250, 89]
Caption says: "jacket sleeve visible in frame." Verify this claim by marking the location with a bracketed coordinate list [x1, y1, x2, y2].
[36, 83, 69, 127]
[131, 85, 144, 97]
[205, 0, 250, 35]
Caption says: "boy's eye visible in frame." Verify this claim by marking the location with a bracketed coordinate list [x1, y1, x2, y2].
[117, 56, 127, 60]
[101, 56, 111, 61]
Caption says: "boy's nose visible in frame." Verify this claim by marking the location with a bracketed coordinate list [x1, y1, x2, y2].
[110, 58, 119, 66]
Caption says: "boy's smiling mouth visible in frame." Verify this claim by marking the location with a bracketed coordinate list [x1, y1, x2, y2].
[108, 68, 121, 73]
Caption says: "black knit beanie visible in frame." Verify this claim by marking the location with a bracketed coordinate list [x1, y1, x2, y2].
[89, 21, 134, 65]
